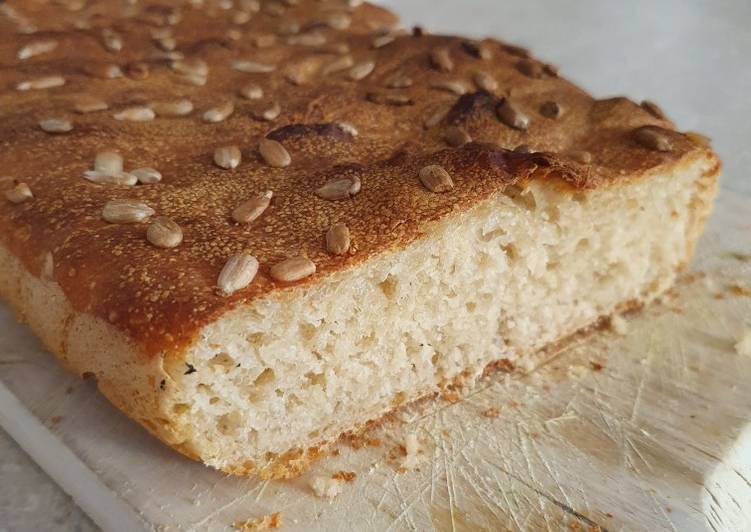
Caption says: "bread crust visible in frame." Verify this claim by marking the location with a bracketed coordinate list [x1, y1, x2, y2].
[0, 0, 717, 357]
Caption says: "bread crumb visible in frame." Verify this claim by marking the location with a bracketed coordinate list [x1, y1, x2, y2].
[735, 327, 751, 357]
[610, 315, 628, 335]
[401, 433, 423, 471]
[233, 512, 281, 531]
[332, 470, 357, 482]
[729, 283, 751, 297]
[481, 407, 500, 418]
[310, 476, 343, 499]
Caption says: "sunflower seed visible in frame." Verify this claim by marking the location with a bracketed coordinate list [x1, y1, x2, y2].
[4, 182, 33, 204]
[270, 256, 316, 282]
[516, 59, 543, 78]
[513, 144, 532, 154]
[287, 32, 326, 46]
[424, 105, 450, 128]
[461, 40, 491, 60]
[232, 191, 272, 223]
[504, 44, 531, 58]
[214, 145, 242, 169]
[239, 82, 264, 99]
[386, 75, 412, 89]
[684, 131, 711, 147]
[150, 99, 194, 117]
[443, 126, 471, 147]
[633, 126, 673, 152]
[146, 217, 183, 248]
[372, 34, 396, 49]
[473, 71, 497, 92]
[349, 60, 375, 81]
[74, 96, 108, 114]
[240, 0, 261, 12]
[430, 47, 454, 72]
[276, 20, 300, 35]
[315, 176, 360, 200]
[218, 254, 259, 295]
[155, 36, 177, 51]
[252, 102, 281, 121]
[172, 58, 208, 77]
[39, 118, 73, 133]
[570, 150, 592, 164]
[233, 10, 252, 24]
[227, 29, 243, 41]
[284, 57, 321, 85]
[326, 224, 350, 255]
[102, 29, 123, 52]
[83, 170, 138, 186]
[85, 63, 123, 79]
[429, 79, 468, 95]
[114, 107, 155, 122]
[176, 72, 207, 86]
[543, 63, 559, 77]
[102, 199, 155, 223]
[366, 92, 413, 106]
[251, 34, 277, 48]
[95, 151, 123, 173]
[336, 121, 359, 137]
[323, 54, 354, 75]
[327, 12, 351, 30]
[18, 39, 58, 60]
[497, 100, 529, 130]
[259, 138, 290, 167]
[320, 42, 350, 55]
[640, 100, 666, 120]
[16, 76, 65, 91]
[539, 100, 562, 119]
[232, 59, 276, 73]
[151, 27, 172, 39]
[419, 165, 454, 193]
[203, 101, 234, 123]
[126, 62, 150, 80]
[131, 167, 162, 184]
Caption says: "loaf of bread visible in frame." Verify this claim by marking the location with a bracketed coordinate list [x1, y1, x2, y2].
[0, 0, 719, 478]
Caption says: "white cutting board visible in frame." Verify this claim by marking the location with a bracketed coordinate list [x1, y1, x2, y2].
[2, 1, 751, 530]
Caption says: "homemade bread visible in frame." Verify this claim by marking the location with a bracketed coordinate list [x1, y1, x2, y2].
[0, 0, 719, 477]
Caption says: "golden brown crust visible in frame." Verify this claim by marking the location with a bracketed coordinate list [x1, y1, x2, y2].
[0, 0, 717, 357]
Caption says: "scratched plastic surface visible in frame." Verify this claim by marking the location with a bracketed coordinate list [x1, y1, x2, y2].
[1, 0, 751, 530]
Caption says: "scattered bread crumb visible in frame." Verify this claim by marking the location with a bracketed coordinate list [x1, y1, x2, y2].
[440, 390, 461, 403]
[310, 476, 343, 499]
[589, 361, 604, 372]
[233, 512, 281, 531]
[735, 327, 751, 357]
[609, 315, 628, 335]
[332, 470, 357, 482]
[481, 407, 500, 418]
[729, 283, 751, 297]
[400, 433, 424, 471]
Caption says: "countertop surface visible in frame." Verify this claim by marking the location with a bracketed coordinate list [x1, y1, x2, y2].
[1, 0, 749, 530]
